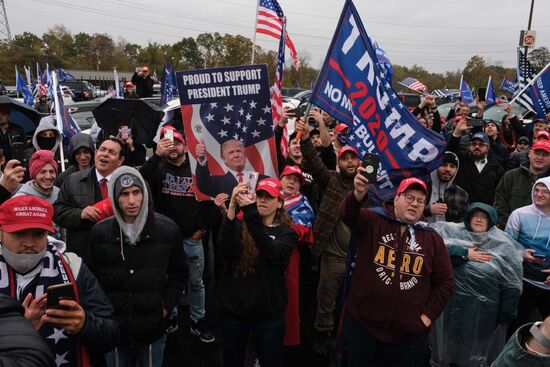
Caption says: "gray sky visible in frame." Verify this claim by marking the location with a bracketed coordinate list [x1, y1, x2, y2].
[6, 0, 549, 73]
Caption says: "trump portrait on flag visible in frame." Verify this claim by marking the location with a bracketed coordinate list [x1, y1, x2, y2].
[176, 65, 278, 201]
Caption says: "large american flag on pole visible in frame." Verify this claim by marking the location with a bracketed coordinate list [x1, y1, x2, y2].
[516, 49, 536, 112]
[273, 18, 288, 157]
[256, 0, 299, 69]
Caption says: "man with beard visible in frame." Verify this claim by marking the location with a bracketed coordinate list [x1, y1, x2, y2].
[494, 140, 550, 228]
[424, 151, 469, 223]
[140, 126, 216, 343]
[447, 117, 504, 205]
[296, 118, 363, 354]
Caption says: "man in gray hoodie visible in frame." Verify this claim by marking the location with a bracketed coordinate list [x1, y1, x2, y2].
[14, 150, 59, 204]
[24, 116, 69, 177]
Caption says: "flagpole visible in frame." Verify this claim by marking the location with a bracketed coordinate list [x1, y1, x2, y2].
[251, 0, 260, 64]
[51, 71, 66, 172]
[485, 75, 491, 101]
[509, 61, 550, 105]
[458, 74, 464, 99]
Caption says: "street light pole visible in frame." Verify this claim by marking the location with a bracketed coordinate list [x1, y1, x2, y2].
[524, 0, 535, 56]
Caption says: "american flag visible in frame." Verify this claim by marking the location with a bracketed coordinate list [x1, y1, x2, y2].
[273, 19, 288, 157]
[398, 77, 428, 92]
[516, 49, 536, 112]
[181, 78, 278, 200]
[256, 0, 299, 69]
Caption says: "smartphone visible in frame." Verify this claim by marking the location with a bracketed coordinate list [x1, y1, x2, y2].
[532, 253, 546, 260]
[478, 88, 486, 102]
[467, 118, 486, 127]
[361, 153, 379, 183]
[164, 129, 174, 142]
[244, 172, 259, 198]
[11, 142, 25, 162]
[47, 283, 75, 309]
[120, 126, 130, 140]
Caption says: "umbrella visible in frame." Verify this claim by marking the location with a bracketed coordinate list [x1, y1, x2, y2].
[0, 95, 42, 133]
[92, 99, 164, 146]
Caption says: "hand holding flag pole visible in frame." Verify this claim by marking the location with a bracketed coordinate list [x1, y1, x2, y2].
[510, 61, 550, 105]
[294, 103, 312, 142]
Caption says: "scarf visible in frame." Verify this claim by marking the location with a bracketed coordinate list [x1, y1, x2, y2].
[0, 243, 88, 367]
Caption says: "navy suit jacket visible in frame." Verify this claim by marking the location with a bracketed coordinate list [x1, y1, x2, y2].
[195, 162, 268, 197]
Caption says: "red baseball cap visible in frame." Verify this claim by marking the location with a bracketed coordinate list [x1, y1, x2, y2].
[532, 140, 550, 153]
[396, 177, 428, 196]
[280, 165, 305, 184]
[535, 131, 550, 140]
[334, 123, 349, 134]
[337, 145, 359, 160]
[0, 196, 55, 233]
[256, 178, 284, 199]
[125, 82, 134, 87]
[160, 125, 185, 144]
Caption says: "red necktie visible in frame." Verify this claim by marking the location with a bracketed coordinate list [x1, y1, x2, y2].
[99, 178, 108, 199]
[237, 172, 244, 183]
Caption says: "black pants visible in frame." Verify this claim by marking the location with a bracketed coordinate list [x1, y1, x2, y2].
[337, 312, 428, 367]
[508, 281, 550, 337]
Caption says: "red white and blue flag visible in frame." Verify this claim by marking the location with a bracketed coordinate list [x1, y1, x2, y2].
[399, 77, 428, 92]
[176, 65, 278, 200]
[273, 18, 288, 157]
[256, 0, 299, 69]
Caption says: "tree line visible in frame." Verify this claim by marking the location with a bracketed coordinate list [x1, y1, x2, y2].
[0, 24, 548, 94]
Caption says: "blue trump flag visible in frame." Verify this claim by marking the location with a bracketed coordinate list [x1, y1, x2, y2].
[486, 76, 497, 106]
[500, 78, 516, 94]
[459, 76, 474, 104]
[15, 67, 34, 106]
[309, 0, 445, 205]
[528, 65, 550, 118]
[57, 67, 76, 81]
[160, 62, 175, 106]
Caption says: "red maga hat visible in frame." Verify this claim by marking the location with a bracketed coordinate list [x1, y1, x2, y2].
[0, 196, 55, 233]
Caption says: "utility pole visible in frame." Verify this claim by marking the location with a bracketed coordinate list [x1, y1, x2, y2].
[0, 0, 12, 41]
[524, 0, 535, 56]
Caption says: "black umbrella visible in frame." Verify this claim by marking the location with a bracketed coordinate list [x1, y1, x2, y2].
[0, 95, 42, 133]
[93, 99, 164, 146]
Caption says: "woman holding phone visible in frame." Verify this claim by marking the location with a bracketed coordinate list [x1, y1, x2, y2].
[217, 178, 297, 367]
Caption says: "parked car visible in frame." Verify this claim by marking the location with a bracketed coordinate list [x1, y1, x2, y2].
[282, 87, 306, 98]
[66, 94, 112, 114]
[60, 80, 93, 101]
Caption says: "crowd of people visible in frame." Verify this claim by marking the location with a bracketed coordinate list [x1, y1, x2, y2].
[0, 91, 550, 367]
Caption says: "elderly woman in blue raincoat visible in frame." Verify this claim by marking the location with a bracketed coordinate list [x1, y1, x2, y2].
[429, 202, 523, 367]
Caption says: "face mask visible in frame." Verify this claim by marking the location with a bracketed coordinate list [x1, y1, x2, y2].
[0, 244, 47, 274]
[337, 133, 348, 145]
[37, 135, 57, 151]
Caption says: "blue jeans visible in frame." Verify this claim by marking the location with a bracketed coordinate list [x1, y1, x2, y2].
[105, 336, 166, 367]
[222, 316, 285, 367]
[183, 237, 205, 322]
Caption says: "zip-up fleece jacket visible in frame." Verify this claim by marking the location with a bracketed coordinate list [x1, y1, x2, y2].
[505, 176, 550, 283]
[339, 191, 454, 343]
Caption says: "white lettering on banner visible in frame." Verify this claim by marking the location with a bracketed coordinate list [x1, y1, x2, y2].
[223, 69, 262, 82]
[323, 81, 353, 112]
[389, 123, 416, 149]
[181, 73, 212, 86]
[409, 138, 439, 162]
[341, 15, 360, 55]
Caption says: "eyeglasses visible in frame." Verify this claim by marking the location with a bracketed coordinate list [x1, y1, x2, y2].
[534, 187, 550, 197]
[401, 193, 427, 206]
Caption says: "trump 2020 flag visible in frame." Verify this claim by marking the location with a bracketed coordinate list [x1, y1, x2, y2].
[57, 68, 76, 81]
[309, 0, 445, 204]
[176, 64, 278, 201]
[528, 65, 550, 118]
[15, 67, 34, 106]
[500, 78, 516, 94]
[459, 76, 474, 104]
[485, 76, 497, 106]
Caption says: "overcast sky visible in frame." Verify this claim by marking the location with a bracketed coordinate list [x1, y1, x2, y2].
[6, 0, 549, 73]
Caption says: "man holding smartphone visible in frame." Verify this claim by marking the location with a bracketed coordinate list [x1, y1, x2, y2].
[0, 195, 119, 366]
[506, 177, 550, 337]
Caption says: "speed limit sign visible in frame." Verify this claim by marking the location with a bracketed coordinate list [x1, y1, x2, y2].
[520, 30, 537, 48]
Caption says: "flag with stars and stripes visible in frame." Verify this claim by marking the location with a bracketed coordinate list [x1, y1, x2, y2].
[176, 64, 278, 201]
[516, 49, 536, 112]
[398, 77, 428, 93]
[256, 0, 299, 69]
[272, 18, 288, 157]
